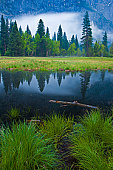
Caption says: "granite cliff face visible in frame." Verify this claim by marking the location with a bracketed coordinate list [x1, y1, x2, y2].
[86, 0, 113, 31]
[0, 0, 113, 31]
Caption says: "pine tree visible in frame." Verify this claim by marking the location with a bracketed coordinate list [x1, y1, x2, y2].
[52, 32, 56, 41]
[5, 19, 9, 52]
[0, 15, 6, 55]
[19, 26, 23, 36]
[75, 35, 79, 49]
[26, 25, 31, 35]
[110, 42, 113, 55]
[37, 19, 45, 38]
[103, 31, 108, 51]
[8, 21, 23, 56]
[46, 27, 50, 38]
[57, 25, 63, 49]
[22, 32, 33, 56]
[34, 33, 40, 56]
[9, 20, 14, 33]
[70, 35, 75, 45]
[62, 32, 69, 50]
[80, 71, 91, 99]
[81, 11, 93, 57]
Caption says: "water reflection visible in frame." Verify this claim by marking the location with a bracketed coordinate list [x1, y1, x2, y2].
[0, 70, 113, 97]
[2, 71, 33, 93]
[0, 70, 113, 121]
[80, 71, 91, 99]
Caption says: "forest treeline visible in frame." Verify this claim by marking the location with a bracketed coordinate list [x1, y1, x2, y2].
[0, 12, 113, 57]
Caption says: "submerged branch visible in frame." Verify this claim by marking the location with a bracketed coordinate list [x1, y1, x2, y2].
[49, 100, 98, 109]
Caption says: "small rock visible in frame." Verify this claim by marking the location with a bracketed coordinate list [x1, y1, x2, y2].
[59, 68, 64, 71]
[65, 70, 70, 72]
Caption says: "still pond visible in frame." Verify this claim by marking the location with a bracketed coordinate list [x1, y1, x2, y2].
[0, 70, 113, 122]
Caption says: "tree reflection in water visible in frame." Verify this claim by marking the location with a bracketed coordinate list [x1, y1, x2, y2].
[0, 70, 113, 123]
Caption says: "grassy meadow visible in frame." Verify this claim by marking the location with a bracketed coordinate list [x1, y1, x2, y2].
[0, 56, 113, 71]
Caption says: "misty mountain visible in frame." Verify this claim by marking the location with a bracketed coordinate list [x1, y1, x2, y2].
[0, 0, 113, 32]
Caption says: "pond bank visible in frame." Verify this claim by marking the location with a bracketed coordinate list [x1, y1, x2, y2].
[0, 56, 113, 71]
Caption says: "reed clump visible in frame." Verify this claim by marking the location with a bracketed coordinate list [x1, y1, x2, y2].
[39, 114, 74, 147]
[8, 107, 20, 121]
[70, 110, 113, 169]
[0, 122, 58, 170]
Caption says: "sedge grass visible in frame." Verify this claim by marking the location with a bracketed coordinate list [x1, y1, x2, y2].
[70, 110, 113, 169]
[8, 107, 20, 121]
[1, 110, 113, 169]
[0, 56, 113, 71]
[0, 122, 58, 170]
[39, 114, 74, 147]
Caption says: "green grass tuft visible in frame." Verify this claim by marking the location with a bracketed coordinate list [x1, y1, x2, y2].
[70, 110, 113, 169]
[0, 122, 58, 170]
[8, 107, 20, 120]
[39, 114, 74, 147]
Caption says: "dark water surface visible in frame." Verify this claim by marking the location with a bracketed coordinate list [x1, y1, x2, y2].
[0, 70, 113, 122]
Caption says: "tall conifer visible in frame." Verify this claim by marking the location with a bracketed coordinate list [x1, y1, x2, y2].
[8, 21, 23, 56]
[46, 27, 50, 38]
[70, 35, 75, 45]
[57, 25, 63, 49]
[110, 42, 113, 55]
[37, 19, 45, 38]
[26, 25, 31, 35]
[0, 15, 6, 55]
[81, 11, 92, 57]
[52, 32, 56, 41]
[62, 32, 69, 50]
[75, 35, 79, 49]
[9, 20, 14, 33]
[19, 26, 23, 36]
[6, 18, 9, 47]
[103, 31, 108, 51]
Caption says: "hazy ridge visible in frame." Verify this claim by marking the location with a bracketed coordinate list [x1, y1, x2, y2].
[0, 0, 113, 32]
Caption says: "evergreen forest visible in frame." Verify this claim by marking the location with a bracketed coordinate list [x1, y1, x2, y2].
[0, 12, 113, 57]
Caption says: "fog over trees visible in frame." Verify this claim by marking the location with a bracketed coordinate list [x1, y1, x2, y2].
[0, 12, 112, 57]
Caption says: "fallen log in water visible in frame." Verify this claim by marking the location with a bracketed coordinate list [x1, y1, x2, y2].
[49, 100, 98, 109]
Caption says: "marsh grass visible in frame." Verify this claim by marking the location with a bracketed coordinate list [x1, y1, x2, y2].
[70, 110, 113, 169]
[8, 107, 20, 121]
[0, 57, 113, 71]
[0, 122, 58, 170]
[39, 114, 74, 147]
[1, 109, 113, 169]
